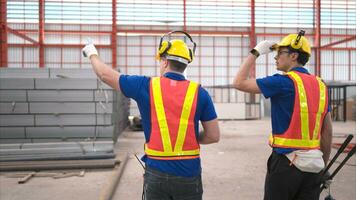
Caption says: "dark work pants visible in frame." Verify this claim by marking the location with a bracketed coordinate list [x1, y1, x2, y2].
[264, 151, 322, 200]
[143, 167, 203, 200]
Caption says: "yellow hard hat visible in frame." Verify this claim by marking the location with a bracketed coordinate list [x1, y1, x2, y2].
[156, 39, 193, 64]
[277, 31, 311, 56]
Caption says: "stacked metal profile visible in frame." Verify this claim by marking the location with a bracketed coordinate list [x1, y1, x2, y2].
[0, 68, 129, 162]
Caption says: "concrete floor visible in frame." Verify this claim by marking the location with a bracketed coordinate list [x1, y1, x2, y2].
[0, 118, 355, 200]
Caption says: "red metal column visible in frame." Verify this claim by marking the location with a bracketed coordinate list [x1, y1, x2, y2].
[249, 0, 257, 107]
[111, 0, 117, 69]
[314, 0, 321, 76]
[183, 0, 186, 31]
[39, 0, 45, 68]
[249, 0, 256, 78]
[0, 0, 8, 68]
[348, 50, 351, 81]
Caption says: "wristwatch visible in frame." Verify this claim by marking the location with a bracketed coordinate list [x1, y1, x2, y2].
[250, 49, 260, 58]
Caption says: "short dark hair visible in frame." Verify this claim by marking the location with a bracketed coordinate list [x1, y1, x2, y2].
[287, 46, 310, 66]
[161, 55, 187, 72]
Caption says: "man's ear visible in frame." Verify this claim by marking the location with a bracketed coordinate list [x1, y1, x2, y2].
[163, 59, 169, 68]
[290, 52, 299, 62]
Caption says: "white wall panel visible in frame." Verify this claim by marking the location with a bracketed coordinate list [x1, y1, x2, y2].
[229, 66, 238, 76]
[118, 46, 126, 56]
[62, 34, 80, 44]
[127, 56, 140, 67]
[141, 57, 156, 66]
[62, 24, 80, 31]
[351, 51, 356, 80]
[215, 67, 227, 76]
[214, 47, 227, 56]
[214, 37, 228, 46]
[8, 34, 25, 44]
[45, 34, 62, 44]
[46, 64, 61, 68]
[229, 47, 242, 57]
[229, 57, 242, 67]
[201, 67, 213, 76]
[187, 67, 199, 77]
[23, 64, 39, 68]
[127, 67, 141, 75]
[200, 46, 214, 56]
[7, 63, 22, 68]
[127, 37, 140, 45]
[334, 51, 348, 65]
[8, 48, 21, 63]
[214, 77, 228, 85]
[200, 78, 214, 87]
[142, 46, 156, 56]
[142, 36, 156, 45]
[98, 49, 112, 63]
[141, 67, 158, 77]
[118, 56, 126, 67]
[24, 48, 38, 63]
[321, 51, 333, 64]
[335, 65, 349, 81]
[189, 57, 201, 67]
[62, 48, 80, 62]
[62, 64, 79, 68]
[321, 64, 333, 80]
[81, 63, 92, 69]
[45, 48, 61, 62]
[127, 46, 140, 56]
[214, 57, 227, 67]
[200, 37, 214, 46]
[201, 57, 214, 67]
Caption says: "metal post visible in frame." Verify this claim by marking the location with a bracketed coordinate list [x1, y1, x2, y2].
[111, 0, 117, 69]
[39, 0, 45, 68]
[343, 85, 346, 122]
[314, 0, 321, 76]
[183, 0, 186, 31]
[249, 0, 256, 108]
[250, 0, 256, 78]
[0, 0, 8, 68]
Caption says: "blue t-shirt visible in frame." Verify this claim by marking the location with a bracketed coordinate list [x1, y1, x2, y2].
[119, 72, 217, 177]
[256, 67, 330, 154]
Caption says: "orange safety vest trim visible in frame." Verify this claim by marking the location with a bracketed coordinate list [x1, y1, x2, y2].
[145, 77, 200, 160]
[269, 71, 328, 149]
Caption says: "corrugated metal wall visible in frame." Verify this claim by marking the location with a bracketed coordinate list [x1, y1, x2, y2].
[4, 0, 356, 82]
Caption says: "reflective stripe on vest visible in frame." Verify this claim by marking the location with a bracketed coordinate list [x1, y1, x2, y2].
[145, 77, 200, 158]
[269, 71, 328, 149]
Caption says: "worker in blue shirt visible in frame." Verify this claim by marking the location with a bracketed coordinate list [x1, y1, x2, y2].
[82, 31, 220, 200]
[233, 30, 332, 200]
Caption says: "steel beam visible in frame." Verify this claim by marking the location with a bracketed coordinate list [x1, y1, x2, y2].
[249, 0, 256, 78]
[111, 0, 117, 69]
[0, 0, 7, 67]
[314, 0, 321, 76]
[8, 44, 111, 48]
[7, 27, 39, 44]
[320, 36, 356, 49]
[39, 0, 45, 68]
[11, 28, 355, 39]
[183, 0, 187, 31]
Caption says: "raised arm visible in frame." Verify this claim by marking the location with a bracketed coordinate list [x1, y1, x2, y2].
[233, 40, 276, 94]
[82, 43, 121, 91]
[232, 54, 260, 93]
[199, 119, 220, 144]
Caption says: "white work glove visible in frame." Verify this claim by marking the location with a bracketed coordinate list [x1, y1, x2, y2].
[253, 40, 277, 56]
[82, 38, 98, 58]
